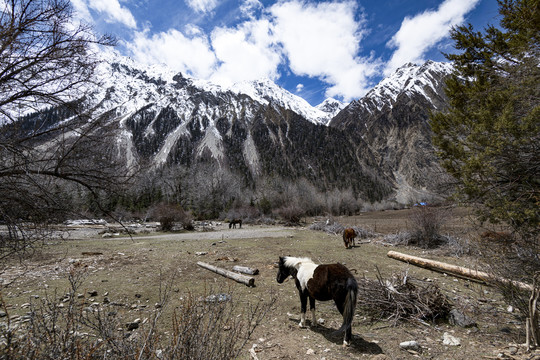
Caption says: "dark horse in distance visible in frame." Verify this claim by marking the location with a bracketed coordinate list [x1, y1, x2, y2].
[229, 219, 242, 229]
[276, 256, 358, 346]
[342, 228, 356, 249]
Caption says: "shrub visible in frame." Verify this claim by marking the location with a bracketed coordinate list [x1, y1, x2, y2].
[0, 266, 276, 360]
[273, 204, 304, 225]
[408, 206, 449, 248]
[149, 203, 193, 231]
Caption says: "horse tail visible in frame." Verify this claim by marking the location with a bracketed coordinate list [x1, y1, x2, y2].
[338, 277, 358, 333]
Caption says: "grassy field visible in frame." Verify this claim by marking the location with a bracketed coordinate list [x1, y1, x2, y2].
[0, 208, 533, 359]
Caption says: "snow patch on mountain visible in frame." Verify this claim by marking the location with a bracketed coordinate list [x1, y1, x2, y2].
[228, 79, 336, 125]
[316, 98, 346, 119]
[360, 60, 454, 112]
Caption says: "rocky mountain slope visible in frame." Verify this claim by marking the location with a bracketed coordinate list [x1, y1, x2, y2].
[17, 55, 454, 204]
[329, 61, 454, 203]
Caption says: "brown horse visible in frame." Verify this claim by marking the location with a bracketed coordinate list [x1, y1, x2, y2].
[229, 219, 242, 229]
[342, 228, 356, 249]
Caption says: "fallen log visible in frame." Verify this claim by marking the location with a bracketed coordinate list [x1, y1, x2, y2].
[232, 265, 259, 275]
[387, 251, 533, 292]
[197, 261, 255, 287]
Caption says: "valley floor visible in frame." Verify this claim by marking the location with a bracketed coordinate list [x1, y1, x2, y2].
[1, 208, 537, 359]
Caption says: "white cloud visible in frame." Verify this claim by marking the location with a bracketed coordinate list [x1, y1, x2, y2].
[125, 29, 217, 79]
[270, 1, 378, 101]
[295, 83, 304, 92]
[86, 0, 137, 28]
[384, 0, 480, 75]
[70, 0, 93, 24]
[186, 0, 218, 13]
[210, 19, 281, 86]
[240, 0, 263, 19]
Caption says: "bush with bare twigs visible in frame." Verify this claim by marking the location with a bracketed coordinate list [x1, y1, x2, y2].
[149, 203, 193, 231]
[273, 204, 305, 225]
[408, 206, 449, 248]
[0, 266, 276, 359]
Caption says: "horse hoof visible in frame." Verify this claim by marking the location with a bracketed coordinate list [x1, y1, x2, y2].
[342, 341, 350, 347]
[298, 322, 306, 328]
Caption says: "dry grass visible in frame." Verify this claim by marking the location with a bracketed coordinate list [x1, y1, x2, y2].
[0, 209, 534, 359]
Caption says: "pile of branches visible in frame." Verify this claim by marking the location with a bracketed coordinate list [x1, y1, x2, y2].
[357, 269, 452, 325]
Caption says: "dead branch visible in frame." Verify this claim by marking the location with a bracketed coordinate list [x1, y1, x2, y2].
[197, 262, 255, 287]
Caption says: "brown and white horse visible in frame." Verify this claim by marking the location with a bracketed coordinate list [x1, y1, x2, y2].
[276, 256, 358, 346]
[343, 228, 356, 249]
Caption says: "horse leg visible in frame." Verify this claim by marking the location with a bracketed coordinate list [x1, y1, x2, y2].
[299, 290, 308, 328]
[334, 295, 353, 346]
[309, 296, 317, 326]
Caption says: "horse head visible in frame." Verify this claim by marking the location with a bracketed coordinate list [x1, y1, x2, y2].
[276, 256, 294, 283]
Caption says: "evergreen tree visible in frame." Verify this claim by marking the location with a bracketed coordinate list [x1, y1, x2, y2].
[431, 0, 539, 240]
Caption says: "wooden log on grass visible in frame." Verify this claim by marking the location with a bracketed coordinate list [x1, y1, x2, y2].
[387, 250, 533, 292]
[232, 265, 259, 275]
[197, 261, 255, 287]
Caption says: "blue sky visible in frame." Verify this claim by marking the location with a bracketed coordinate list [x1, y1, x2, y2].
[71, 0, 500, 106]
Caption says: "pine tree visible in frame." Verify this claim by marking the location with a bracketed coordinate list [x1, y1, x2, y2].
[431, 0, 539, 240]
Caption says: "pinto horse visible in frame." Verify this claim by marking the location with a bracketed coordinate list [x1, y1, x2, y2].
[276, 256, 358, 346]
[343, 228, 356, 249]
[229, 219, 242, 229]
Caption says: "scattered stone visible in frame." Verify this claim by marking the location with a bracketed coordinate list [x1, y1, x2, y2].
[317, 318, 325, 325]
[88, 290, 98, 297]
[443, 332, 461, 346]
[449, 309, 477, 328]
[195, 252, 208, 256]
[399, 340, 420, 351]
[103, 297, 110, 304]
[370, 355, 390, 360]
[126, 322, 139, 331]
[205, 293, 232, 303]
[20, 303, 31, 309]
[135, 293, 142, 298]
[306, 348, 315, 355]
[0, 311, 6, 318]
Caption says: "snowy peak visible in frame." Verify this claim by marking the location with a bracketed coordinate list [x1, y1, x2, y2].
[98, 52, 335, 125]
[228, 78, 333, 125]
[316, 98, 346, 117]
[357, 60, 454, 112]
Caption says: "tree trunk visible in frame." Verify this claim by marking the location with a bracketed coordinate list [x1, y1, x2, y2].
[387, 251, 533, 292]
[232, 266, 259, 275]
[197, 262, 255, 287]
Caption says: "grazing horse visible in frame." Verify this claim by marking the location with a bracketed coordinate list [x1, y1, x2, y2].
[343, 228, 356, 249]
[229, 219, 242, 229]
[276, 256, 358, 346]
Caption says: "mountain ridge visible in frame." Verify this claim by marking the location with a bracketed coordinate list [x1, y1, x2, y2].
[14, 53, 456, 205]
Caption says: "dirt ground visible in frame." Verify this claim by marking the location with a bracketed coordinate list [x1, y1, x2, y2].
[1, 208, 538, 359]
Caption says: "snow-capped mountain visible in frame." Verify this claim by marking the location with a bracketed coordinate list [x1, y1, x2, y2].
[16, 54, 455, 204]
[333, 61, 453, 120]
[330, 60, 454, 203]
[228, 78, 341, 125]
[315, 98, 347, 121]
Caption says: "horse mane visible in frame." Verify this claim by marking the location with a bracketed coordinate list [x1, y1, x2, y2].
[283, 256, 314, 269]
